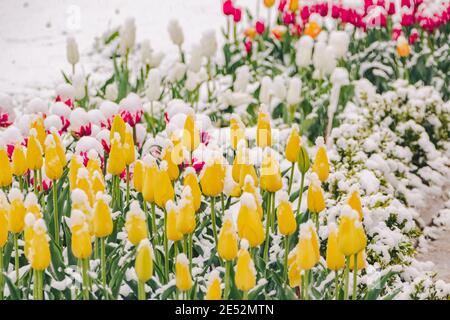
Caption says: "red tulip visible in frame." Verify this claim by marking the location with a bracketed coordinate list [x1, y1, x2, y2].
[256, 21, 265, 34]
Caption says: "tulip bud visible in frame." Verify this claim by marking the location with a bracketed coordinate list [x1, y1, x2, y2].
[176, 188, 196, 235]
[175, 253, 193, 291]
[295, 36, 314, 68]
[277, 192, 297, 236]
[142, 155, 157, 203]
[110, 114, 126, 143]
[8, 188, 26, 234]
[44, 135, 63, 180]
[230, 114, 246, 150]
[307, 173, 326, 214]
[347, 188, 363, 221]
[218, 215, 238, 261]
[125, 201, 148, 246]
[237, 193, 265, 247]
[200, 154, 225, 197]
[133, 160, 144, 193]
[256, 110, 272, 148]
[76, 168, 94, 206]
[91, 171, 106, 196]
[263, 0, 275, 8]
[154, 161, 175, 209]
[312, 137, 329, 182]
[205, 270, 222, 300]
[286, 77, 302, 107]
[349, 249, 366, 271]
[337, 205, 367, 256]
[26, 131, 43, 171]
[66, 36, 80, 67]
[119, 17, 136, 54]
[29, 219, 51, 270]
[396, 36, 410, 57]
[123, 129, 135, 166]
[69, 155, 83, 191]
[0, 146, 12, 188]
[146, 69, 161, 101]
[166, 200, 183, 241]
[235, 240, 256, 292]
[168, 19, 184, 46]
[93, 193, 113, 238]
[182, 113, 200, 152]
[285, 125, 301, 163]
[135, 239, 154, 283]
[288, 246, 301, 287]
[162, 146, 180, 181]
[11, 144, 27, 176]
[304, 21, 322, 39]
[24, 193, 42, 219]
[107, 134, 126, 176]
[183, 167, 201, 212]
[297, 145, 310, 175]
[31, 117, 46, 147]
[0, 192, 9, 247]
[70, 210, 92, 259]
[296, 221, 320, 270]
[326, 222, 345, 271]
[51, 131, 67, 167]
[288, 0, 299, 12]
[24, 213, 36, 258]
[260, 149, 282, 193]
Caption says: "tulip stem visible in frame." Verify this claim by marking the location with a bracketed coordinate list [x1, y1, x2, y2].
[271, 191, 276, 233]
[210, 197, 218, 247]
[151, 203, 159, 245]
[53, 180, 59, 246]
[343, 256, 350, 300]
[287, 163, 295, 195]
[304, 270, 309, 300]
[352, 254, 358, 300]
[126, 165, 130, 208]
[18, 175, 23, 192]
[188, 233, 193, 273]
[283, 236, 289, 283]
[164, 210, 169, 282]
[138, 280, 145, 300]
[263, 192, 272, 264]
[335, 270, 340, 300]
[33, 169, 38, 195]
[0, 246, 4, 300]
[242, 291, 248, 300]
[14, 233, 19, 285]
[224, 260, 231, 300]
[314, 213, 319, 233]
[81, 258, 90, 300]
[221, 193, 225, 216]
[296, 173, 305, 216]
[101, 237, 107, 299]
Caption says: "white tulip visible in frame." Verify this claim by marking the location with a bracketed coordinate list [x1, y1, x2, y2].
[146, 69, 161, 101]
[313, 41, 336, 78]
[200, 30, 217, 58]
[66, 36, 79, 67]
[234, 65, 250, 92]
[141, 40, 154, 65]
[119, 17, 136, 54]
[188, 44, 203, 72]
[286, 78, 302, 106]
[168, 19, 184, 46]
[295, 35, 314, 68]
[72, 72, 86, 100]
[329, 31, 350, 59]
[272, 75, 286, 100]
[167, 62, 187, 83]
[56, 83, 75, 101]
[259, 76, 272, 105]
[186, 71, 201, 91]
[105, 83, 118, 101]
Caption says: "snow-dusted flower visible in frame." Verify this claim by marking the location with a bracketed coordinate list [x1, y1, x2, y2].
[259, 76, 272, 105]
[286, 77, 302, 106]
[200, 30, 217, 58]
[119, 17, 136, 54]
[272, 75, 286, 100]
[295, 35, 314, 67]
[328, 30, 350, 59]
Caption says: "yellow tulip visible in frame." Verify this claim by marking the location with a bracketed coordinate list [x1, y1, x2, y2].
[176, 191, 196, 235]
[182, 113, 200, 152]
[142, 156, 158, 203]
[69, 155, 83, 191]
[175, 253, 193, 291]
[205, 271, 222, 300]
[237, 193, 265, 247]
[125, 201, 148, 246]
[51, 131, 67, 167]
[166, 201, 183, 241]
[218, 216, 238, 261]
[135, 239, 154, 282]
[396, 37, 410, 58]
[276, 192, 296, 236]
[107, 134, 126, 176]
[288, 0, 299, 12]
[44, 136, 63, 180]
[200, 156, 225, 197]
[349, 250, 366, 271]
[11, 144, 27, 176]
[304, 21, 322, 39]
[285, 125, 301, 163]
[263, 0, 275, 8]
[260, 150, 282, 193]
[91, 172, 106, 195]
[230, 115, 246, 150]
[337, 206, 367, 256]
[24, 213, 36, 258]
[256, 110, 271, 148]
[76, 168, 94, 206]
[326, 223, 345, 271]
[24, 193, 42, 219]
[307, 173, 326, 214]
[154, 161, 175, 209]
[70, 210, 92, 259]
[347, 188, 363, 221]
[8, 188, 26, 234]
[26, 131, 43, 171]
[235, 240, 256, 292]
[296, 221, 320, 270]
[0, 193, 10, 247]
[92, 194, 113, 238]
[238, 164, 258, 188]
[30, 117, 46, 147]
[0, 147, 12, 187]
[133, 160, 144, 193]
[86, 154, 102, 179]
[183, 168, 201, 212]
[29, 219, 51, 271]
[123, 129, 135, 166]
[110, 114, 126, 143]
[288, 246, 301, 287]
[312, 137, 329, 182]
[162, 146, 180, 181]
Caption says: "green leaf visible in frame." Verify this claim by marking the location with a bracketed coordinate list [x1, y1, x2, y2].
[4, 276, 21, 300]
[365, 271, 397, 300]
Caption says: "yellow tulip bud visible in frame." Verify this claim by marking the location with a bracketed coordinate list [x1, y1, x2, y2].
[8, 188, 26, 234]
[11, 144, 27, 176]
[123, 129, 135, 166]
[264, 0, 275, 8]
[70, 210, 92, 259]
[86, 154, 102, 179]
[44, 136, 63, 181]
[312, 137, 329, 182]
[349, 249, 366, 271]
[166, 201, 183, 242]
[307, 173, 326, 214]
[51, 131, 67, 167]
[0, 147, 12, 187]
[24, 213, 36, 258]
[135, 239, 154, 283]
[110, 114, 126, 143]
[205, 271, 222, 300]
[396, 37, 410, 58]
[91, 172, 106, 195]
[235, 240, 256, 292]
[175, 253, 193, 291]
[0, 192, 10, 247]
[69, 155, 83, 191]
[154, 161, 175, 209]
[76, 168, 94, 206]
[176, 190, 196, 235]
[24, 193, 42, 219]
[133, 160, 144, 193]
[276, 192, 297, 236]
[30, 117, 46, 148]
[260, 150, 282, 193]
[347, 188, 363, 221]
[200, 155, 225, 197]
[29, 219, 51, 271]
[162, 146, 180, 181]
[288, 246, 301, 287]
[237, 193, 265, 248]
[125, 201, 148, 246]
[230, 115, 246, 150]
[288, 0, 299, 12]
[326, 223, 345, 271]
[304, 21, 322, 39]
[256, 110, 271, 148]
[285, 125, 301, 163]
[218, 216, 238, 261]
[183, 168, 201, 212]
[297, 145, 310, 175]
[182, 113, 200, 152]
[238, 164, 258, 188]
[337, 206, 367, 256]
[93, 194, 113, 238]
[142, 156, 157, 203]
[107, 135, 126, 176]
[26, 132, 43, 171]
[296, 221, 320, 270]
